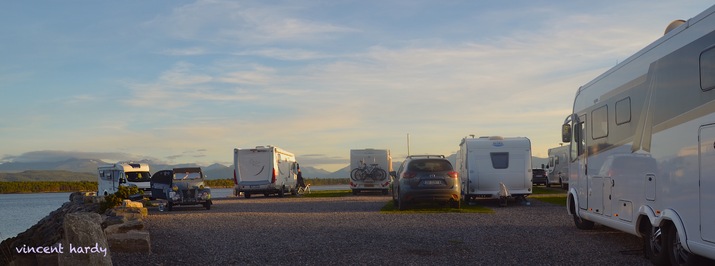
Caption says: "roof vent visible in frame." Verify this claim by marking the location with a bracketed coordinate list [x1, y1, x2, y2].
[664, 19, 686, 35]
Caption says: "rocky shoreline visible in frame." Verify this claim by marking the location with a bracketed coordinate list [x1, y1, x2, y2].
[0, 192, 150, 266]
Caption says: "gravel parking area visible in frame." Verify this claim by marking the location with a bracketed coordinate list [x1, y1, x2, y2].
[113, 195, 651, 265]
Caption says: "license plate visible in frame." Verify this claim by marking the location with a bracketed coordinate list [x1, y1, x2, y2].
[250, 185, 259, 188]
[423, 180, 442, 185]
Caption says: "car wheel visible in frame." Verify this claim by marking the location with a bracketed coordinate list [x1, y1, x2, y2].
[166, 202, 173, 211]
[397, 190, 407, 211]
[245, 193, 252, 199]
[278, 187, 285, 197]
[643, 223, 668, 265]
[546, 181, 551, 188]
[204, 201, 211, 210]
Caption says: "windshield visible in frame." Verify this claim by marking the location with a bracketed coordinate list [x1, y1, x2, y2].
[174, 172, 202, 180]
[126, 171, 151, 182]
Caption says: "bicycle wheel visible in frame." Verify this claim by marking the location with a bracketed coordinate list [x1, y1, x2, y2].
[350, 168, 363, 181]
[372, 169, 387, 181]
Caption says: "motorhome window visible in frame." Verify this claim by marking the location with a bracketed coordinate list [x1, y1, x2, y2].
[700, 46, 715, 91]
[591, 106, 608, 139]
[126, 172, 151, 182]
[490, 152, 509, 169]
[615, 98, 631, 125]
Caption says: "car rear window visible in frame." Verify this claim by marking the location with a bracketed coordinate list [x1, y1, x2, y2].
[407, 159, 453, 172]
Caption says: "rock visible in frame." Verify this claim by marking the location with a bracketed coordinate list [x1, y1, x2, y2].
[106, 230, 151, 253]
[104, 219, 144, 235]
[58, 212, 112, 266]
[122, 199, 144, 208]
[108, 206, 148, 220]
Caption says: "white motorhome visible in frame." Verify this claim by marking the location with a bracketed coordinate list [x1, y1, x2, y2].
[456, 136, 532, 203]
[233, 146, 299, 198]
[349, 149, 392, 195]
[97, 162, 152, 196]
[562, 5, 715, 264]
[546, 145, 569, 188]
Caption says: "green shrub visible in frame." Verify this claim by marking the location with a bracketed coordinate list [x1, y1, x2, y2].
[99, 186, 141, 213]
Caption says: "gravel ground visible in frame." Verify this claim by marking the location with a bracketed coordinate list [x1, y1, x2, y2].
[112, 195, 653, 265]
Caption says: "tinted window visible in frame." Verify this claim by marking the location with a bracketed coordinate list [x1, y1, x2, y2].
[491, 152, 509, 169]
[615, 97, 631, 125]
[701, 46, 715, 91]
[407, 159, 453, 172]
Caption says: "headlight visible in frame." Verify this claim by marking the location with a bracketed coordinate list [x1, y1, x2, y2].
[172, 186, 178, 191]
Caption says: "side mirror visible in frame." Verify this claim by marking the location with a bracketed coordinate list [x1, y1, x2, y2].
[119, 178, 127, 184]
[562, 124, 572, 143]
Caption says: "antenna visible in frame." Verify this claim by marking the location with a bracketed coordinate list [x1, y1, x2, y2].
[407, 133, 411, 156]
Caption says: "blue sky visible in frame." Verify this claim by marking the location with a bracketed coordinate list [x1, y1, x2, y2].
[1, 1, 713, 171]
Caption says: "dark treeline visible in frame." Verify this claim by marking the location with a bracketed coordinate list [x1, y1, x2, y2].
[205, 178, 349, 188]
[0, 181, 97, 193]
[0, 178, 350, 193]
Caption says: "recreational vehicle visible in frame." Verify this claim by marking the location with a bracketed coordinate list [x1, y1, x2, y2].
[233, 146, 299, 198]
[349, 149, 392, 195]
[546, 145, 569, 188]
[456, 136, 532, 204]
[97, 162, 152, 196]
[562, 5, 715, 264]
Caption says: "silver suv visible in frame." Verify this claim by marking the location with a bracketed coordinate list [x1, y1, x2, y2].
[390, 155, 461, 210]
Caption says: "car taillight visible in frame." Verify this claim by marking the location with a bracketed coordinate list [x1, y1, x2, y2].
[448, 171, 458, 179]
[272, 168, 276, 183]
[402, 171, 416, 179]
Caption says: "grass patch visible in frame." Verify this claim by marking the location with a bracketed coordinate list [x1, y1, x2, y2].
[532, 187, 567, 195]
[534, 196, 567, 206]
[380, 200, 494, 214]
[301, 190, 352, 198]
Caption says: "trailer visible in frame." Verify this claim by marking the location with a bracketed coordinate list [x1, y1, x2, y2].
[546, 145, 569, 189]
[456, 136, 532, 205]
[349, 149, 392, 195]
[233, 146, 299, 198]
[97, 162, 152, 197]
[561, 5, 715, 264]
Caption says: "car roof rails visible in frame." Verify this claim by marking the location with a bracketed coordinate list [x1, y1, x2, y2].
[406, 155, 445, 159]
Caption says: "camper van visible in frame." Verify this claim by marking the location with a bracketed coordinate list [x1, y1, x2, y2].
[546, 145, 569, 188]
[233, 146, 299, 198]
[97, 162, 152, 196]
[456, 136, 532, 203]
[349, 149, 392, 195]
[562, 5, 715, 264]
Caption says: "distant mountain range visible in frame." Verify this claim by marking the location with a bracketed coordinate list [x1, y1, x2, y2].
[0, 155, 549, 181]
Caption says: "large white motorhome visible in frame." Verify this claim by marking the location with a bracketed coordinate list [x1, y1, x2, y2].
[562, 5, 715, 264]
[97, 162, 152, 196]
[349, 149, 392, 195]
[546, 145, 569, 189]
[233, 146, 299, 198]
[456, 136, 532, 203]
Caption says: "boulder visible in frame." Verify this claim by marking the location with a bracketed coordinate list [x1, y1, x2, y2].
[106, 230, 151, 253]
[122, 199, 144, 208]
[104, 219, 144, 235]
[58, 212, 112, 266]
[107, 206, 147, 220]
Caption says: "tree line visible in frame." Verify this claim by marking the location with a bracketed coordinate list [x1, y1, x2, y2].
[0, 178, 350, 193]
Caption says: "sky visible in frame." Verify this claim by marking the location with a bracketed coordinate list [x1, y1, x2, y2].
[1, 1, 713, 171]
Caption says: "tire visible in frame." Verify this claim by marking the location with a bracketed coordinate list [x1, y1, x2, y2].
[166, 202, 173, 211]
[244, 193, 251, 199]
[203, 201, 212, 210]
[546, 181, 551, 188]
[451, 200, 461, 209]
[667, 225, 701, 266]
[373, 169, 387, 181]
[644, 223, 668, 265]
[572, 211, 595, 230]
[352, 189, 359, 195]
[350, 168, 363, 181]
[382, 189, 388, 195]
[398, 190, 407, 211]
[278, 187, 285, 198]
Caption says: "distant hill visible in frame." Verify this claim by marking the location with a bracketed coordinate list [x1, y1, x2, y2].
[0, 170, 95, 182]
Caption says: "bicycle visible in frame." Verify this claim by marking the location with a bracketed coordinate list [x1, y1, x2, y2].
[350, 161, 387, 181]
[296, 183, 311, 195]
